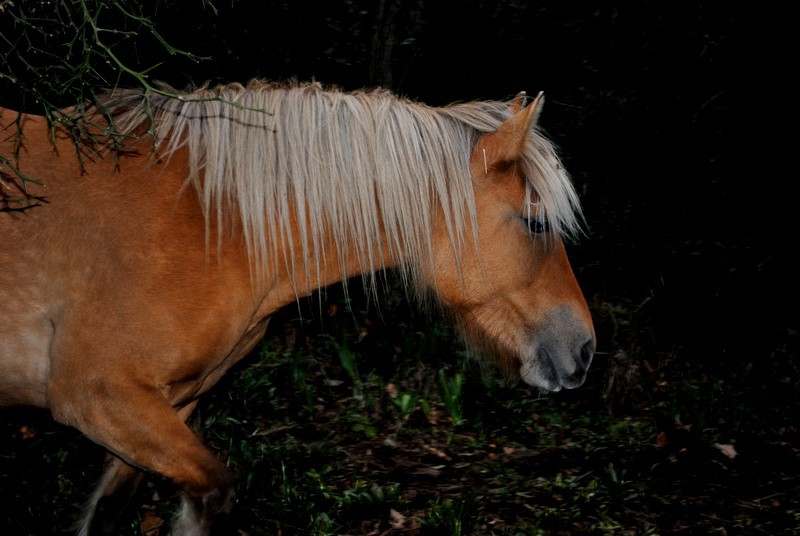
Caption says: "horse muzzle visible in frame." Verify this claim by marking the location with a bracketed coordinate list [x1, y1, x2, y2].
[519, 307, 596, 392]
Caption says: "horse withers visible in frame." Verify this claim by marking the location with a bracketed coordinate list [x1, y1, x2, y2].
[0, 80, 595, 535]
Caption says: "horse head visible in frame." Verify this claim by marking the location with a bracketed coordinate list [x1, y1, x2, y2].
[426, 92, 596, 391]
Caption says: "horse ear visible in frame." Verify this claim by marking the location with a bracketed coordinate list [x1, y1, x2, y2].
[525, 90, 544, 126]
[510, 91, 527, 113]
[477, 91, 544, 173]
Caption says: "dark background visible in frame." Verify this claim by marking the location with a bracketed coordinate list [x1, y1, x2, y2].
[1, 1, 797, 533]
[57, 0, 795, 381]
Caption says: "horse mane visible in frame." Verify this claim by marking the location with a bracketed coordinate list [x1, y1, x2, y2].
[100, 79, 582, 296]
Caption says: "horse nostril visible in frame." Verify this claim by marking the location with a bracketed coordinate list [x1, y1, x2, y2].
[579, 339, 595, 369]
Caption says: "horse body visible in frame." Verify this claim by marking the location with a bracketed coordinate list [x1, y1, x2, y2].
[1, 112, 253, 408]
[0, 81, 594, 534]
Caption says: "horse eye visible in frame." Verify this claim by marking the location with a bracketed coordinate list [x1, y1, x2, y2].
[522, 216, 550, 234]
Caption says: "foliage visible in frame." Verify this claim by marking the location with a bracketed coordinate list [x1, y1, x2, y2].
[1, 289, 798, 534]
[0, 0, 210, 112]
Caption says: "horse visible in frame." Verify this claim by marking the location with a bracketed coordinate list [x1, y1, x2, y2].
[0, 79, 595, 535]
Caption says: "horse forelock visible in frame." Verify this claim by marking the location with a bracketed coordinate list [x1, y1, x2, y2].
[440, 100, 583, 241]
[100, 80, 581, 297]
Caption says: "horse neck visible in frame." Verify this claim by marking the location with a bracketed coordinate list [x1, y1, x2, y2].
[244, 200, 404, 305]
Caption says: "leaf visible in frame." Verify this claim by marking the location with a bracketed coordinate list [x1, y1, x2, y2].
[389, 508, 406, 529]
[713, 443, 738, 459]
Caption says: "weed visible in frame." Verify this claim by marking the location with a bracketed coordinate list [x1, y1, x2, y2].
[421, 493, 481, 536]
[439, 370, 464, 425]
[393, 391, 418, 420]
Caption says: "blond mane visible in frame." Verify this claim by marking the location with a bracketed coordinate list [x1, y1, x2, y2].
[102, 80, 582, 295]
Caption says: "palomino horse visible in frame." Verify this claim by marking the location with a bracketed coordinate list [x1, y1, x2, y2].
[0, 80, 595, 535]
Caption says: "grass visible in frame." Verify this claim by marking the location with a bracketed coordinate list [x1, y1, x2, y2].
[1, 285, 798, 535]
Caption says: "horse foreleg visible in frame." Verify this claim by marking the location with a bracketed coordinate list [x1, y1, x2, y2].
[79, 455, 145, 536]
[53, 388, 235, 536]
[79, 402, 201, 536]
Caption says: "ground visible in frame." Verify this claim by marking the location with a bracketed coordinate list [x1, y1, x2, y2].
[1, 287, 798, 535]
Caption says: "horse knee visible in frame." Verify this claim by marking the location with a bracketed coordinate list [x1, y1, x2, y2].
[202, 479, 237, 517]
[173, 470, 237, 536]
[49, 378, 237, 534]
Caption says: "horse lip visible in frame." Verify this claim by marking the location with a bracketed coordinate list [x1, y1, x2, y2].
[550, 347, 589, 390]
[559, 369, 587, 389]
[537, 347, 561, 390]
[520, 347, 560, 392]
[521, 344, 589, 392]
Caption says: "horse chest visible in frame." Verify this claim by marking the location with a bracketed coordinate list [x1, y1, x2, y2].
[0, 307, 52, 407]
